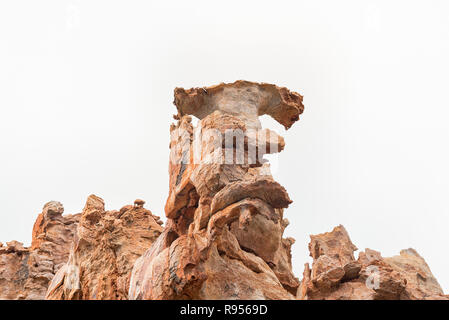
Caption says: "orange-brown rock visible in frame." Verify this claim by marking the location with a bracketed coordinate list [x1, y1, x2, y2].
[2, 81, 448, 301]
[173, 80, 304, 130]
[129, 81, 303, 300]
[298, 225, 447, 300]
[45, 195, 163, 300]
[0, 202, 79, 300]
[0, 241, 30, 300]
[384, 249, 447, 300]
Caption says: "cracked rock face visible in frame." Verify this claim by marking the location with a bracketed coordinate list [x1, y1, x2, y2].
[45, 195, 163, 300]
[298, 225, 448, 300]
[0, 202, 79, 300]
[128, 81, 303, 300]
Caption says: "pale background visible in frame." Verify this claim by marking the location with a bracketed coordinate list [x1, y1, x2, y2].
[1, 0, 448, 292]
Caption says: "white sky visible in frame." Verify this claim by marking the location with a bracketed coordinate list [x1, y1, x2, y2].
[1, 0, 448, 293]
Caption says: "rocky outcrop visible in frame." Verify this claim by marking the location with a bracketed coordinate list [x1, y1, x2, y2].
[298, 225, 448, 300]
[1, 80, 447, 301]
[0, 241, 30, 300]
[173, 80, 304, 130]
[0, 202, 79, 300]
[46, 196, 163, 300]
[128, 81, 304, 300]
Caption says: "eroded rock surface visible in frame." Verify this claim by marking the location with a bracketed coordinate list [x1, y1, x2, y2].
[46, 196, 163, 300]
[129, 81, 304, 300]
[173, 80, 304, 130]
[0, 202, 79, 300]
[298, 225, 448, 300]
[1, 80, 447, 301]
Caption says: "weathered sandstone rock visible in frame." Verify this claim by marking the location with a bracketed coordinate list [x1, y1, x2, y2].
[384, 249, 446, 300]
[0, 202, 79, 300]
[173, 80, 304, 130]
[0, 242, 30, 300]
[1, 80, 447, 301]
[298, 225, 447, 300]
[129, 81, 304, 300]
[45, 195, 163, 300]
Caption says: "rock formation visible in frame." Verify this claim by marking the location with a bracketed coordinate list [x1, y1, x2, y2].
[46, 196, 163, 300]
[0, 202, 79, 299]
[1, 80, 447, 301]
[298, 225, 448, 300]
[128, 81, 304, 299]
